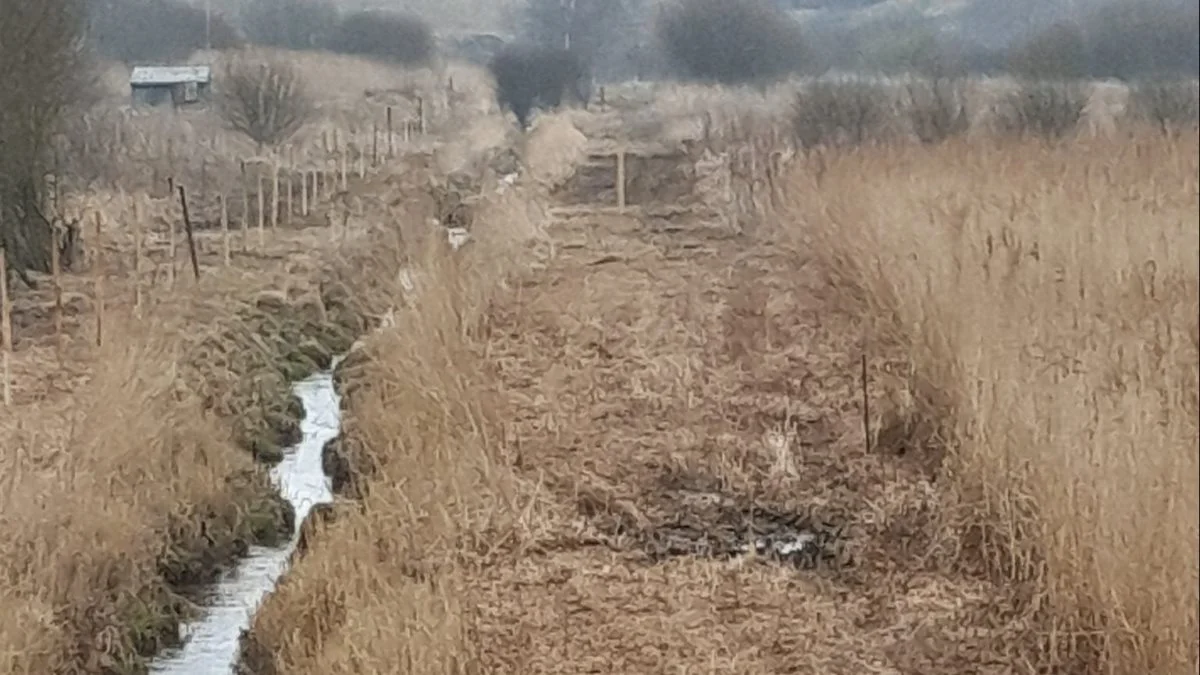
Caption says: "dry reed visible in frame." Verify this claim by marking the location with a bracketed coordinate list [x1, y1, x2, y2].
[772, 132, 1199, 674]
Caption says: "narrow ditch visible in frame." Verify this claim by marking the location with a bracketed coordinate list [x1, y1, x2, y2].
[147, 356, 344, 675]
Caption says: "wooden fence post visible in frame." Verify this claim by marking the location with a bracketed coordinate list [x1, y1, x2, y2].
[178, 185, 201, 281]
[133, 198, 143, 314]
[0, 246, 11, 407]
[271, 161, 280, 229]
[616, 149, 627, 212]
[92, 212, 104, 346]
[256, 171, 265, 248]
[220, 194, 230, 267]
[240, 160, 250, 252]
[300, 165, 309, 216]
[286, 169, 294, 225]
[386, 106, 394, 158]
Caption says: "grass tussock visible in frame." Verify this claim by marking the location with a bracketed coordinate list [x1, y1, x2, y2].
[240, 181, 540, 675]
[774, 133, 1199, 673]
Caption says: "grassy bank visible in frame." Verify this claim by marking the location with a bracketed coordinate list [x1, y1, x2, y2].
[774, 132, 1199, 673]
[0, 254, 366, 674]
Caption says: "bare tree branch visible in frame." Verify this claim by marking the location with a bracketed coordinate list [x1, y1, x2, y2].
[217, 50, 315, 151]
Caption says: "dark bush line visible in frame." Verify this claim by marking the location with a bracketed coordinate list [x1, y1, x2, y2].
[489, 44, 591, 129]
[655, 0, 810, 86]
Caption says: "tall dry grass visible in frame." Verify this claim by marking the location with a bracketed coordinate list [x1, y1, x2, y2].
[773, 132, 1199, 673]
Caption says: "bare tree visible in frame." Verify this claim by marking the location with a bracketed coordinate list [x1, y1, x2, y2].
[0, 0, 90, 284]
[217, 51, 315, 151]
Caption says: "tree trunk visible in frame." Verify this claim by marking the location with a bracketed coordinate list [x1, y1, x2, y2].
[0, 178, 55, 276]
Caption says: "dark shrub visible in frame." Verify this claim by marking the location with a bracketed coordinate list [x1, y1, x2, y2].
[326, 11, 435, 66]
[998, 81, 1089, 140]
[655, 0, 809, 85]
[792, 80, 891, 150]
[907, 78, 970, 144]
[489, 44, 591, 130]
[520, 0, 645, 82]
[1131, 80, 1200, 132]
[240, 0, 339, 51]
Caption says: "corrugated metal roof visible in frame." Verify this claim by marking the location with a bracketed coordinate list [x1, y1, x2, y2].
[129, 66, 211, 86]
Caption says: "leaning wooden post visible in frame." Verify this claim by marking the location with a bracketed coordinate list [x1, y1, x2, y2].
[177, 185, 201, 282]
[616, 148, 627, 212]
[92, 212, 104, 346]
[167, 191, 177, 288]
[0, 246, 11, 407]
[220, 194, 230, 267]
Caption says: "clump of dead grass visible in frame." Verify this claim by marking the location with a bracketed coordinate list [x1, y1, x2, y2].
[773, 132, 1199, 673]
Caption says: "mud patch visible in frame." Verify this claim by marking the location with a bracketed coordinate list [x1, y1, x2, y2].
[575, 471, 850, 571]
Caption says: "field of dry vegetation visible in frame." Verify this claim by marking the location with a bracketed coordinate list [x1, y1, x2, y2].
[0, 42, 1195, 675]
[238, 71, 1198, 675]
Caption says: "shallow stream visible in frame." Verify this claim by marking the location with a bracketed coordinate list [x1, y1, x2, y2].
[148, 359, 342, 675]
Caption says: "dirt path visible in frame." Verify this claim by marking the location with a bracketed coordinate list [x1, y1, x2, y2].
[469, 185, 1025, 672]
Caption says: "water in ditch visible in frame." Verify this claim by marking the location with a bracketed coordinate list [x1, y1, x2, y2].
[149, 359, 342, 675]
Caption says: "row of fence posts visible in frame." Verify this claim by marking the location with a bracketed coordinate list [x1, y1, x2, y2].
[0, 99, 647, 408]
[0, 101, 434, 407]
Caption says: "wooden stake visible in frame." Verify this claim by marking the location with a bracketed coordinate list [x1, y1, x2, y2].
[178, 185, 201, 282]
[50, 226, 62, 349]
[0, 247, 11, 407]
[386, 106, 394, 158]
[256, 172, 265, 248]
[168, 191, 177, 288]
[220, 194, 230, 266]
[301, 167, 310, 216]
[616, 149, 627, 212]
[240, 160, 250, 251]
[92, 212, 104, 346]
[417, 96, 425, 135]
[861, 353, 871, 453]
[340, 151, 347, 191]
[133, 199, 143, 313]
[271, 161, 280, 229]
[372, 123, 379, 166]
[286, 170, 294, 224]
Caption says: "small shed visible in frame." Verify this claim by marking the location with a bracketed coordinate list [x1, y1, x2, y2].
[129, 65, 212, 108]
